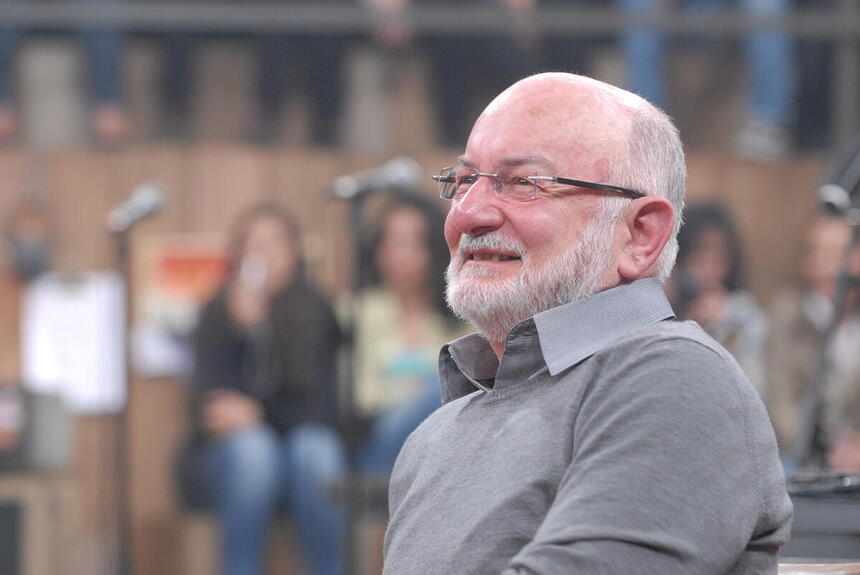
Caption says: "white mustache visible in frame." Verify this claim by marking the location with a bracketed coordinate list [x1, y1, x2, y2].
[456, 233, 527, 261]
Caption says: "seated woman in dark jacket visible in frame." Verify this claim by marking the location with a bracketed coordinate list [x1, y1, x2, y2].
[177, 203, 343, 575]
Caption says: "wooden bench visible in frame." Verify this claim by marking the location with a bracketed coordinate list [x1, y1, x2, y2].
[178, 511, 386, 575]
[0, 473, 77, 575]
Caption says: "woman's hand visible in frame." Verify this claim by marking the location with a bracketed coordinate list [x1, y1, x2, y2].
[202, 390, 263, 437]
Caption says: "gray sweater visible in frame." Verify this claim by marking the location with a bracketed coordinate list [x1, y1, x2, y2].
[384, 279, 792, 575]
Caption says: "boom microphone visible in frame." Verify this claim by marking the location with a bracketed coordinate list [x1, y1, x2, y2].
[329, 156, 421, 199]
[108, 183, 167, 234]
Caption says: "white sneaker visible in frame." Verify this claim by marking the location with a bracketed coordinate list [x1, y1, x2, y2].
[732, 119, 792, 161]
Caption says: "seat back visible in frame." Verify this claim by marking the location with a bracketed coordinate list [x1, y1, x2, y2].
[779, 564, 860, 575]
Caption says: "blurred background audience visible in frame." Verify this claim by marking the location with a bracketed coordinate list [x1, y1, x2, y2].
[767, 211, 860, 469]
[0, 1, 858, 574]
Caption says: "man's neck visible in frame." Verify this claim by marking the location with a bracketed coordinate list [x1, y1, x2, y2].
[489, 339, 505, 360]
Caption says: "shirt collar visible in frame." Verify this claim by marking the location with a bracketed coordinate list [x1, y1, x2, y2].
[533, 277, 675, 375]
[439, 277, 675, 403]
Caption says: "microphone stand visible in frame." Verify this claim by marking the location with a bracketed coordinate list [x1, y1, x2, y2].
[792, 195, 860, 472]
[329, 163, 419, 574]
[110, 226, 134, 575]
[337, 191, 370, 575]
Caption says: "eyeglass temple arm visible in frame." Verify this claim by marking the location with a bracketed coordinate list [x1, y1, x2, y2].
[551, 177, 645, 199]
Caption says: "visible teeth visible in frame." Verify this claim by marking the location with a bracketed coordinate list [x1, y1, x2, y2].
[472, 253, 517, 261]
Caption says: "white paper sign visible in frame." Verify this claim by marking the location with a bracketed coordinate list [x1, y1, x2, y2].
[21, 271, 126, 414]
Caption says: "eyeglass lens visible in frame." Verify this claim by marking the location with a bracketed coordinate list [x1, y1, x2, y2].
[439, 167, 538, 202]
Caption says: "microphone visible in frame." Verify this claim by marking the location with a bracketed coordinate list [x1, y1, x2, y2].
[819, 136, 860, 216]
[239, 255, 268, 293]
[108, 183, 167, 234]
[329, 156, 421, 199]
[819, 184, 852, 216]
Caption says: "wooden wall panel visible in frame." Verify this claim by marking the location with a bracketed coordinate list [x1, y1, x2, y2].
[267, 149, 344, 294]
[0, 149, 29, 382]
[0, 148, 31, 214]
[183, 144, 271, 235]
[0, 272, 21, 382]
[43, 150, 120, 272]
[128, 377, 189, 575]
[72, 416, 121, 575]
[684, 154, 822, 302]
[723, 158, 821, 300]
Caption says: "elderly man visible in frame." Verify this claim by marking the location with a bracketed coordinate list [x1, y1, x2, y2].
[382, 73, 792, 574]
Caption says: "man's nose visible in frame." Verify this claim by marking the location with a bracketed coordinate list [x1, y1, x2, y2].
[447, 175, 505, 236]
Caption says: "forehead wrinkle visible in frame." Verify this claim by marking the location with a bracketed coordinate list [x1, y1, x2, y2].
[457, 154, 556, 172]
[499, 155, 555, 170]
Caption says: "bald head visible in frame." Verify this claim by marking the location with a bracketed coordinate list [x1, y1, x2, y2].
[481, 73, 652, 123]
[472, 73, 652, 170]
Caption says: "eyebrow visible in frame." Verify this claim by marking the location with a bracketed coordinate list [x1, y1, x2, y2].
[456, 155, 557, 170]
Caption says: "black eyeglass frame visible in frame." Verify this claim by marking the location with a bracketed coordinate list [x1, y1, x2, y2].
[432, 168, 645, 201]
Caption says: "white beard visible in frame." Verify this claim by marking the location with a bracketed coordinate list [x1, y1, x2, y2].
[445, 218, 615, 342]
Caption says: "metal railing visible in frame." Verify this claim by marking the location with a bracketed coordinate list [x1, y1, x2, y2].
[0, 2, 857, 148]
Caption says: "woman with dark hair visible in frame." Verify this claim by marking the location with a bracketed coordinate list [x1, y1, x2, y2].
[177, 203, 344, 575]
[669, 202, 768, 395]
[352, 192, 463, 470]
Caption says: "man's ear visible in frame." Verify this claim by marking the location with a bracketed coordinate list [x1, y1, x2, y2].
[616, 196, 675, 281]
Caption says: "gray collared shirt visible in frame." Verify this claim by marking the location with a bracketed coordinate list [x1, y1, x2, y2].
[384, 278, 793, 575]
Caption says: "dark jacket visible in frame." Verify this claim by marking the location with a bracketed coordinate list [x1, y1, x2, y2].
[188, 270, 342, 443]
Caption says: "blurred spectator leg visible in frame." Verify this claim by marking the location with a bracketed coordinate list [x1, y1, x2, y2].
[257, 33, 292, 145]
[162, 32, 193, 140]
[204, 426, 281, 575]
[304, 34, 348, 148]
[545, 35, 594, 77]
[81, 0, 129, 147]
[282, 423, 344, 575]
[424, 36, 470, 147]
[794, 37, 832, 150]
[733, 0, 794, 159]
[424, 36, 534, 148]
[621, 0, 666, 108]
[257, 33, 346, 147]
[0, 0, 19, 142]
[359, 379, 440, 473]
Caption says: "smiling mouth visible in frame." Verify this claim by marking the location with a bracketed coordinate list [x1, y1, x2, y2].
[469, 253, 520, 262]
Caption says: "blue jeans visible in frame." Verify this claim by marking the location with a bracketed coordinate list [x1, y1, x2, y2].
[359, 377, 441, 473]
[622, 0, 793, 127]
[81, 0, 124, 105]
[200, 424, 344, 575]
[190, 384, 439, 575]
[0, 0, 18, 103]
[0, 0, 123, 106]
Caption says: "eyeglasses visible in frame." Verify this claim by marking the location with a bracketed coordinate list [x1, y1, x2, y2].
[432, 166, 645, 202]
